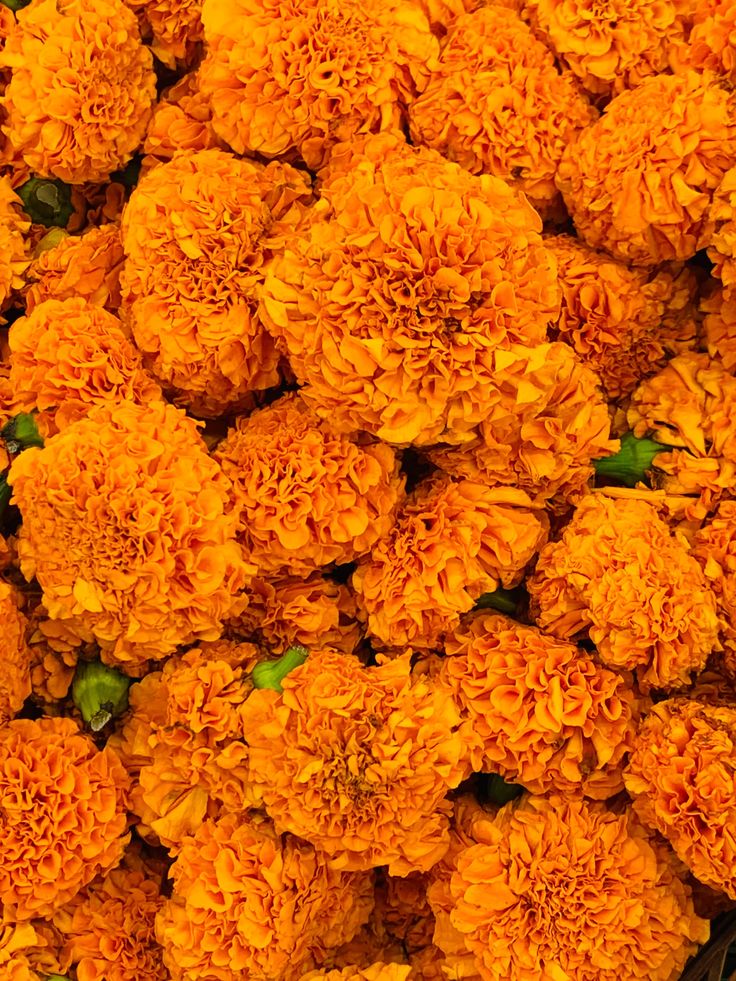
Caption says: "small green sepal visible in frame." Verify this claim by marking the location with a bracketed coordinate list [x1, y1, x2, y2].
[252, 645, 309, 692]
[72, 661, 131, 731]
[475, 587, 522, 617]
[593, 431, 670, 488]
[2, 412, 44, 451]
[17, 176, 74, 228]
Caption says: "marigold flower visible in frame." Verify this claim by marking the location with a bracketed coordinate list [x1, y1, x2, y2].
[353, 475, 548, 650]
[125, 0, 203, 68]
[121, 149, 310, 417]
[0, 581, 31, 724]
[702, 284, 736, 371]
[302, 967, 412, 981]
[156, 812, 374, 980]
[28, 637, 78, 705]
[692, 500, 736, 682]
[625, 698, 736, 899]
[409, 6, 596, 219]
[0, 922, 65, 981]
[681, 0, 736, 80]
[9, 400, 252, 665]
[448, 794, 708, 980]
[0, 716, 130, 921]
[0, 0, 156, 183]
[241, 648, 467, 874]
[141, 72, 223, 174]
[0, 176, 30, 320]
[261, 132, 560, 446]
[198, 0, 439, 169]
[557, 70, 736, 265]
[528, 494, 719, 690]
[441, 611, 641, 797]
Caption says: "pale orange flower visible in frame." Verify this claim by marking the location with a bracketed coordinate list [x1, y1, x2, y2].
[528, 494, 719, 691]
[121, 148, 311, 417]
[198, 0, 439, 169]
[125, 0, 203, 67]
[625, 698, 736, 899]
[692, 500, 736, 682]
[409, 5, 597, 219]
[0, 176, 30, 321]
[557, 71, 736, 265]
[241, 648, 467, 874]
[9, 400, 253, 665]
[0, 0, 156, 183]
[353, 475, 547, 650]
[141, 72, 224, 174]
[0, 581, 31, 724]
[261, 132, 560, 446]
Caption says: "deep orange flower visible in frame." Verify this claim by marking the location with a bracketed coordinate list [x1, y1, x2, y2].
[557, 70, 736, 265]
[708, 164, 736, 288]
[241, 648, 467, 874]
[125, 0, 203, 67]
[121, 148, 311, 417]
[692, 501, 736, 682]
[702, 284, 736, 372]
[0, 176, 30, 321]
[0, 922, 64, 981]
[546, 233, 698, 398]
[198, 0, 439, 169]
[0, 0, 156, 183]
[625, 697, 736, 899]
[260, 132, 560, 446]
[214, 394, 404, 576]
[409, 5, 596, 219]
[448, 794, 708, 980]
[9, 400, 253, 665]
[681, 0, 736, 80]
[0, 717, 130, 921]
[0, 581, 31, 725]
[302, 967, 412, 981]
[528, 494, 719, 691]
[353, 475, 548, 650]
[156, 812, 374, 980]
[141, 72, 224, 174]
[441, 611, 641, 797]
[427, 341, 616, 510]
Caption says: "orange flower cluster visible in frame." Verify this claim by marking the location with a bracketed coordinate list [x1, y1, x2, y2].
[409, 5, 597, 218]
[702, 284, 736, 372]
[0, 921, 65, 981]
[528, 494, 719, 690]
[353, 475, 547, 650]
[241, 648, 467, 874]
[706, 164, 736, 288]
[120, 148, 311, 417]
[303, 967, 412, 981]
[198, 0, 439, 169]
[625, 698, 736, 899]
[0, 581, 31, 725]
[141, 72, 223, 173]
[681, 0, 736, 79]
[693, 500, 736, 681]
[261, 132, 560, 446]
[0, 0, 156, 183]
[0, 177, 29, 320]
[9, 400, 252, 666]
[125, 0, 204, 68]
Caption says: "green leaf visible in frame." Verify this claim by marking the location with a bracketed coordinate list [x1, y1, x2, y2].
[593, 431, 669, 488]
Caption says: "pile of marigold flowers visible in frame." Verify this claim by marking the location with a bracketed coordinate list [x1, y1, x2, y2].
[4, 0, 736, 979]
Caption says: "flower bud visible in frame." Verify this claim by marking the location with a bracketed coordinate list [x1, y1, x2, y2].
[251, 645, 309, 692]
[72, 660, 131, 731]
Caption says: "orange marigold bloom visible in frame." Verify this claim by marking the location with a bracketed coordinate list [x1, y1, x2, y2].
[121, 149, 310, 417]
[528, 494, 719, 691]
[449, 794, 708, 980]
[557, 70, 736, 265]
[198, 0, 439, 169]
[0, 0, 156, 183]
[241, 648, 467, 874]
[262, 133, 559, 446]
[427, 342, 616, 510]
[702, 284, 736, 371]
[409, 6, 597, 219]
[693, 500, 736, 683]
[625, 698, 736, 899]
[707, 165, 736, 288]
[9, 400, 252, 665]
[682, 0, 736, 80]
[156, 812, 374, 981]
[0, 717, 130, 921]
[0, 922, 62, 981]
[214, 394, 404, 576]
[125, 0, 203, 68]
[0, 176, 30, 321]
[302, 967, 412, 981]
[0, 581, 31, 724]
[353, 475, 548, 650]
[24, 224, 124, 314]
[546, 233, 699, 398]
[441, 611, 641, 797]
[141, 72, 224, 174]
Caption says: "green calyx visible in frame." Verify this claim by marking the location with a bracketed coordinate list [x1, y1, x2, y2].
[475, 586, 523, 617]
[1, 412, 44, 453]
[485, 773, 524, 806]
[593, 431, 669, 488]
[17, 176, 74, 228]
[252, 645, 309, 692]
[0, 0, 31, 11]
[72, 661, 131, 732]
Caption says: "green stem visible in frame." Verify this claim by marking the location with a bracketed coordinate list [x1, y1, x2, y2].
[593, 431, 669, 488]
[252, 645, 309, 692]
[484, 773, 523, 806]
[0, 0, 31, 10]
[0, 476, 11, 523]
[475, 587, 523, 616]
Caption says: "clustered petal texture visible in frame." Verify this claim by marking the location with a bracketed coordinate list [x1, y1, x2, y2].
[261, 132, 560, 446]
[121, 148, 312, 417]
[0, 581, 32, 725]
[528, 494, 719, 690]
[8, 400, 252, 665]
[0, 177, 30, 320]
[125, 0, 204, 68]
[625, 698, 736, 899]
[693, 499, 736, 681]
[0, 0, 156, 183]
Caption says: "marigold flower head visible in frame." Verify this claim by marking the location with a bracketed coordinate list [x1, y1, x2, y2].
[528, 494, 719, 691]
[680, 0, 736, 80]
[0, 176, 30, 320]
[9, 400, 252, 665]
[0, 581, 31, 724]
[625, 697, 736, 899]
[448, 794, 708, 980]
[214, 394, 404, 577]
[156, 812, 375, 980]
[557, 70, 736, 265]
[125, 0, 203, 68]
[706, 165, 736, 287]
[0, 922, 65, 981]
[241, 648, 467, 874]
[0, 716, 130, 921]
[409, 6, 596, 219]
[28, 636, 78, 705]
[141, 72, 224, 174]
[261, 132, 560, 446]
[441, 611, 641, 797]
[199, 0, 439, 169]
[702, 284, 736, 372]
[302, 967, 412, 981]
[0, 0, 156, 183]
[692, 501, 736, 683]
[121, 149, 311, 417]
[353, 475, 548, 650]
